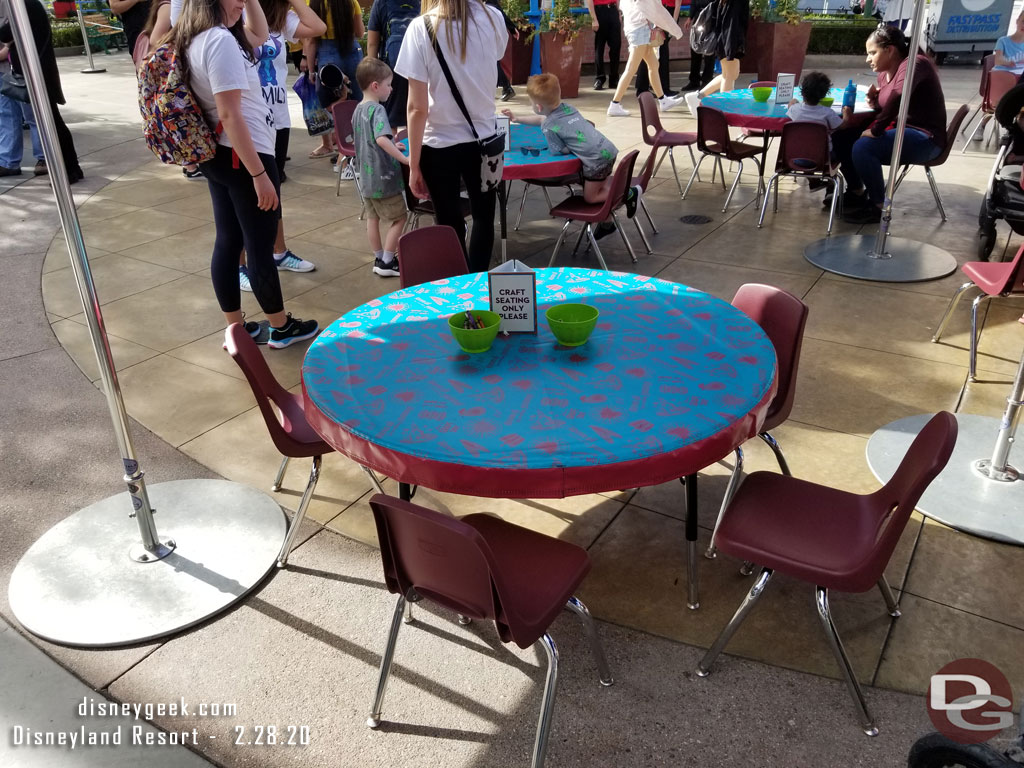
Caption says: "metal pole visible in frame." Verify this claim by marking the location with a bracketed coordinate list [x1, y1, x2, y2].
[975, 344, 1024, 482]
[871, 0, 926, 257]
[74, 2, 106, 74]
[7, 0, 168, 560]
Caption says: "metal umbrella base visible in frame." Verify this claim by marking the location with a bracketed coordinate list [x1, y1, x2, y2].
[805, 235, 958, 283]
[8, 479, 287, 647]
[866, 414, 1024, 546]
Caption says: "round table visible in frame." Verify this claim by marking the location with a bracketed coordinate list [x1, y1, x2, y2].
[701, 86, 871, 132]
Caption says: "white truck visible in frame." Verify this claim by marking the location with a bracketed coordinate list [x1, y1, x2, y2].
[925, 0, 1016, 61]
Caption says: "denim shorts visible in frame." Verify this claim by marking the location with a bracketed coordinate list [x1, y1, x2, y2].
[625, 25, 651, 48]
[317, 39, 364, 101]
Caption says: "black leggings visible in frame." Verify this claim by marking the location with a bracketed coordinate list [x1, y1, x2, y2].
[199, 145, 284, 315]
[274, 127, 289, 179]
[51, 99, 80, 174]
[593, 3, 621, 85]
[419, 141, 496, 273]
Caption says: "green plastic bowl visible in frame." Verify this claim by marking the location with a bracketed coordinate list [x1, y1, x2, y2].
[448, 310, 501, 354]
[819, 96, 835, 107]
[751, 86, 772, 103]
[546, 303, 599, 347]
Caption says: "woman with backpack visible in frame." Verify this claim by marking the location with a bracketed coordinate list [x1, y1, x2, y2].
[169, 0, 319, 348]
[683, 0, 749, 116]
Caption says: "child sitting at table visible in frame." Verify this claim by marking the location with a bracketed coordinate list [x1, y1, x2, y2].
[502, 74, 637, 237]
[786, 71, 851, 151]
[353, 57, 410, 278]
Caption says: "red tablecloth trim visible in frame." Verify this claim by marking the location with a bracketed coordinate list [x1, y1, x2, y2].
[503, 156, 583, 181]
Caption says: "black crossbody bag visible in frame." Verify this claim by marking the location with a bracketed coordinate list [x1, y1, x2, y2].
[424, 16, 504, 194]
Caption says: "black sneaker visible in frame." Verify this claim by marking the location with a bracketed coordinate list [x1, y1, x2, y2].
[594, 76, 606, 91]
[0, 165, 22, 177]
[183, 166, 203, 180]
[373, 256, 401, 277]
[244, 319, 271, 345]
[624, 186, 640, 219]
[33, 159, 47, 176]
[268, 314, 319, 349]
[594, 221, 616, 240]
[842, 204, 882, 224]
[501, 87, 515, 101]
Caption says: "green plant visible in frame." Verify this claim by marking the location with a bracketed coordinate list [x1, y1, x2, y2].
[50, 23, 83, 47]
[502, 0, 533, 33]
[750, 0, 802, 25]
[530, 0, 589, 41]
[806, 18, 878, 54]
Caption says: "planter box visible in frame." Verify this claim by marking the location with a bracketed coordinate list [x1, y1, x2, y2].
[751, 21, 812, 83]
[501, 33, 534, 85]
[539, 31, 585, 99]
[54, 45, 86, 57]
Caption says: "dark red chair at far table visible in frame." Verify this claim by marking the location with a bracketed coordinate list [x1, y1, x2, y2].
[365, 494, 614, 768]
[397, 224, 469, 289]
[696, 412, 958, 737]
[331, 100, 360, 203]
[548, 149, 648, 270]
[632, 145, 661, 234]
[705, 284, 809, 561]
[224, 324, 382, 568]
[684, 106, 764, 212]
[931, 240, 1024, 380]
[638, 91, 698, 198]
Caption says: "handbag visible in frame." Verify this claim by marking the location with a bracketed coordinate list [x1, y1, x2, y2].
[292, 72, 334, 137]
[424, 17, 504, 195]
[1, 71, 30, 103]
[689, 1, 721, 57]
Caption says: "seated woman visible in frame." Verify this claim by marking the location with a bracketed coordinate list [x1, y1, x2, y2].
[828, 25, 947, 224]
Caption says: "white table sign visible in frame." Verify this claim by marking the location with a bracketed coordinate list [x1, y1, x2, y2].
[775, 73, 795, 105]
[488, 260, 536, 333]
[495, 115, 511, 151]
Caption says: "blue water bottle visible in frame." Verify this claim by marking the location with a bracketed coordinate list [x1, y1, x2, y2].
[843, 79, 857, 110]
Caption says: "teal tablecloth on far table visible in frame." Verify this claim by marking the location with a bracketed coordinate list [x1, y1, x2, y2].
[702, 86, 873, 131]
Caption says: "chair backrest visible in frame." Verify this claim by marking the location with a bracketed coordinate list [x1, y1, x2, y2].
[750, 80, 777, 88]
[731, 284, 809, 432]
[638, 91, 664, 146]
[979, 54, 994, 98]
[633, 146, 659, 192]
[985, 69, 1017, 112]
[865, 411, 957, 587]
[223, 324, 328, 458]
[397, 225, 469, 288]
[775, 121, 831, 174]
[331, 100, 358, 158]
[696, 105, 731, 154]
[601, 149, 640, 219]
[991, 240, 1024, 294]
[927, 104, 970, 168]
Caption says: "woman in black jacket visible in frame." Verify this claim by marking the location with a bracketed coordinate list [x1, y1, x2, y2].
[683, 0, 749, 115]
[0, 0, 82, 182]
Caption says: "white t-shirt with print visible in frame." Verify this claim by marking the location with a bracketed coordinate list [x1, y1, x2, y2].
[187, 26, 276, 155]
[256, 11, 301, 129]
[395, 3, 507, 148]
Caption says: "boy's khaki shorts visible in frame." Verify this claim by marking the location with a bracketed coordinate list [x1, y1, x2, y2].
[365, 193, 407, 221]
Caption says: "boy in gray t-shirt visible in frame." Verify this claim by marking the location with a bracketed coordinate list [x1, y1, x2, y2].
[353, 58, 410, 278]
[502, 74, 635, 212]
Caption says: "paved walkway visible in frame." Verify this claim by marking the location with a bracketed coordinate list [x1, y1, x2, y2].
[2, 51, 1022, 767]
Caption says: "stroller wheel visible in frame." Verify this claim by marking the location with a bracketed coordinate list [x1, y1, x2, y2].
[977, 226, 997, 261]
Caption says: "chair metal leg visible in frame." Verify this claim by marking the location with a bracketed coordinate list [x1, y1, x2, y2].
[548, 219, 572, 267]
[826, 172, 843, 236]
[403, 600, 414, 624]
[683, 473, 700, 610]
[611, 211, 638, 264]
[757, 174, 778, 228]
[815, 587, 878, 737]
[668, 147, 684, 197]
[360, 464, 385, 494]
[276, 455, 321, 568]
[271, 456, 290, 492]
[932, 281, 977, 343]
[722, 160, 744, 212]
[640, 194, 658, 234]
[335, 161, 343, 197]
[687, 145, 700, 182]
[697, 568, 774, 676]
[877, 576, 901, 617]
[515, 183, 530, 230]
[892, 164, 911, 195]
[586, 224, 610, 270]
[457, 614, 472, 625]
[681, 154, 708, 199]
[758, 430, 791, 476]
[530, 633, 560, 768]
[714, 157, 726, 189]
[961, 108, 983, 153]
[653, 146, 669, 177]
[969, 293, 994, 381]
[541, 187, 553, 210]
[570, 222, 588, 257]
[367, 594, 407, 728]
[633, 216, 653, 254]
[705, 446, 743, 559]
[565, 596, 614, 686]
[924, 167, 947, 222]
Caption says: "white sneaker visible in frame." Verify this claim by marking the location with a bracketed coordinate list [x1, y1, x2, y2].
[607, 101, 631, 117]
[339, 162, 355, 180]
[274, 251, 316, 272]
[239, 266, 253, 293]
[659, 95, 683, 112]
[684, 91, 700, 117]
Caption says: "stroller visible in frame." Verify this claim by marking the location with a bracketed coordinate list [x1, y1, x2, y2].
[977, 82, 1024, 261]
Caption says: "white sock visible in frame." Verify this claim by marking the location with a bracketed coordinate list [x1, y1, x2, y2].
[382, 250, 396, 264]
[374, 249, 383, 261]
[273, 251, 286, 259]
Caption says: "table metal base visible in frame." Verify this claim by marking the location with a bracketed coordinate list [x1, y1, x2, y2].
[804, 235, 958, 283]
[866, 414, 1024, 546]
[8, 479, 287, 647]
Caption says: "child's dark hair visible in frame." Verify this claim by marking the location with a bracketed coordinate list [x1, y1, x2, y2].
[800, 71, 832, 106]
[356, 57, 393, 91]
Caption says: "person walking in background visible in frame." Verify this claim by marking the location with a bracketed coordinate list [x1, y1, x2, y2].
[109, 0, 153, 55]
[584, 0, 619, 92]
[0, 39, 45, 178]
[305, 0, 364, 158]
[684, 0, 714, 91]
[171, 0, 318, 348]
[636, 0, 680, 97]
[395, 0, 508, 273]
[683, 0, 749, 116]
[367, 0, 420, 129]
[606, 0, 684, 116]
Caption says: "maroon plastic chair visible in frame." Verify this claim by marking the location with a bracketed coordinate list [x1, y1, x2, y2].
[547, 150, 648, 270]
[758, 121, 846, 235]
[932, 241, 1024, 380]
[683, 106, 764, 212]
[331, 100, 359, 200]
[892, 103, 969, 222]
[631, 145, 661, 234]
[513, 171, 583, 231]
[365, 494, 613, 767]
[962, 53, 994, 142]
[705, 284, 809, 560]
[224, 323, 352, 568]
[697, 411, 958, 736]
[962, 62, 1012, 150]
[396, 225, 469, 289]
[638, 91, 698, 197]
